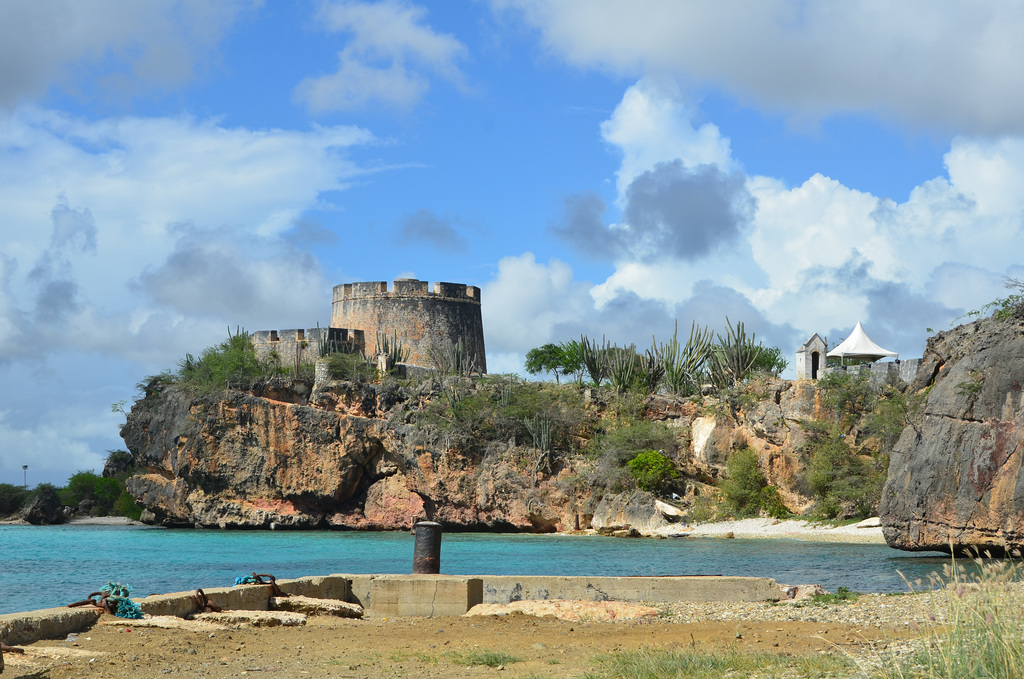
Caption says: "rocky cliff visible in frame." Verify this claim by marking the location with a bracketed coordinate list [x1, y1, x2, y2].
[121, 374, 825, 532]
[880, 315, 1024, 553]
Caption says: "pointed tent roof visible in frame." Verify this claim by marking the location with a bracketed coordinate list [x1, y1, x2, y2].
[827, 322, 898, 361]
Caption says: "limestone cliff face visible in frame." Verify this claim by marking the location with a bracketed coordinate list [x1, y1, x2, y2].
[122, 375, 823, 532]
[880, 316, 1024, 553]
[123, 379, 586, 530]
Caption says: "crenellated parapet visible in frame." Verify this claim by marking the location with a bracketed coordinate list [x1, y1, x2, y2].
[335, 279, 482, 303]
[331, 278, 486, 372]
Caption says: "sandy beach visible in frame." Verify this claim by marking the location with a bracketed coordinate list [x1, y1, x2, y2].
[650, 516, 886, 543]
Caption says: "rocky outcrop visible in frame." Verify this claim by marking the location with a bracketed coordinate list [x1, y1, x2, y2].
[121, 373, 825, 532]
[880, 316, 1024, 553]
[20, 485, 68, 525]
[122, 378, 591, 530]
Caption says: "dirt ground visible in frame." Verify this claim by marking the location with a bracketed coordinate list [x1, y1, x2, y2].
[2, 610, 906, 679]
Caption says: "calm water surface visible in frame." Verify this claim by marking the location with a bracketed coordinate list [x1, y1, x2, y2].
[0, 525, 953, 615]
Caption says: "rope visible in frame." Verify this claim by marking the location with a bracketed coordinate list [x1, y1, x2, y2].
[233, 572, 287, 597]
[67, 582, 144, 619]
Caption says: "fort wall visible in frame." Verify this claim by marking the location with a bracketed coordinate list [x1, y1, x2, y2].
[821, 358, 922, 388]
[330, 279, 486, 372]
[251, 327, 364, 366]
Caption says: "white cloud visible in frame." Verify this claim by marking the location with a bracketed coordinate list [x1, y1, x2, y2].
[600, 78, 734, 198]
[482, 253, 593, 353]
[531, 80, 1024, 372]
[498, 0, 1024, 135]
[296, 0, 467, 112]
[0, 106, 377, 484]
[0, 0, 247, 107]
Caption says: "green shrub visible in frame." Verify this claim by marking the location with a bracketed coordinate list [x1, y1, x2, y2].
[816, 370, 876, 428]
[627, 450, 679, 494]
[801, 423, 882, 519]
[720, 446, 775, 517]
[0, 483, 29, 515]
[60, 471, 123, 515]
[325, 351, 377, 382]
[176, 328, 265, 394]
[113, 489, 144, 520]
[863, 386, 908, 451]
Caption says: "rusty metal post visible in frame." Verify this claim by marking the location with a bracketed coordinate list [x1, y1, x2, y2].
[412, 521, 442, 574]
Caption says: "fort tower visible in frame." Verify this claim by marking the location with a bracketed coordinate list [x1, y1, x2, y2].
[330, 279, 486, 372]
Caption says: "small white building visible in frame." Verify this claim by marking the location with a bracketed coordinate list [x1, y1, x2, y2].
[795, 333, 827, 380]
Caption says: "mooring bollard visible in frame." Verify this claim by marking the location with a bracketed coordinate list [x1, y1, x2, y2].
[412, 521, 442, 574]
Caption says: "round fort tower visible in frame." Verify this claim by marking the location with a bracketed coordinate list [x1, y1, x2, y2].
[330, 279, 486, 373]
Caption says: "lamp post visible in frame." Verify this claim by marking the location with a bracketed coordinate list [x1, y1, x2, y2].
[22, 465, 27, 489]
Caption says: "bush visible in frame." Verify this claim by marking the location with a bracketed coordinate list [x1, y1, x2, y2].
[325, 352, 377, 382]
[801, 423, 882, 519]
[720, 446, 770, 517]
[0, 482, 29, 515]
[60, 471, 123, 515]
[176, 328, 265, 394]
[863, 386, 908, 452]
[113, 489, 144, 520]
[816, 370, 876, 428]
[627, 450, 679, 494]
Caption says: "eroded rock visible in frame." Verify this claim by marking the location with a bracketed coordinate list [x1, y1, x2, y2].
[880, 316, 1024, 553]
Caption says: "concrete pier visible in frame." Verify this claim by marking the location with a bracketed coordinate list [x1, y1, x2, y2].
[0, 574, 782, 646]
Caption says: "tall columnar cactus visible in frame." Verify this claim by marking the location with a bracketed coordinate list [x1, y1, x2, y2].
[656, 320, 713, 395]
[710, 317, 762, 387]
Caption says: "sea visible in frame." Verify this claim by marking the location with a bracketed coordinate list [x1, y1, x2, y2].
[0, 524, 956, 615]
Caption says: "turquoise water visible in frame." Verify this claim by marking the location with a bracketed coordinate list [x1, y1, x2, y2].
[0, 525, 952, 614]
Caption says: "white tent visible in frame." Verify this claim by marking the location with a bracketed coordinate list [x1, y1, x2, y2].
[826, 322, 898, 361]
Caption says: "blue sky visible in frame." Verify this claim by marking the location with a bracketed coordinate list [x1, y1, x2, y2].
[2, 0, 1023, 486]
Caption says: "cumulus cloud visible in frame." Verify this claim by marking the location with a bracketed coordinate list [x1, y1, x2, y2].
[396, 209, 468, 252]
[132, 226, 328, 329]
[296, 0, 468, 112]
[482, 253, 594, 353]
[0, 0, 246, 107]
[600, 78, 734, 196]
[524, 72, 1024, 380]
[497, 0, 1024, 135]
[622, 161, 752, 260]
[553, 162, 752, 262]
[481, 253, 800, 372]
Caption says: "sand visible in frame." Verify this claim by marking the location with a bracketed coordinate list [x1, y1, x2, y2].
[650, 516, 886, 543]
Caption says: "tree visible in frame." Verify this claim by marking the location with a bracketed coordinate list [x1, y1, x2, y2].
[627, 450, 679, 494]
[750, 345, 788, 376]
[525, 344, 568, 383]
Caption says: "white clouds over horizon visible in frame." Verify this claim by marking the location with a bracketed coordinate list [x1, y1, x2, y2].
[0, 107, 376, 483]
[498, 76, 1024, 368]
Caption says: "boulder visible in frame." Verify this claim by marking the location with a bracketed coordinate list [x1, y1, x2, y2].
[20, 486, 66, 525]
[880, 316, 1024, 553]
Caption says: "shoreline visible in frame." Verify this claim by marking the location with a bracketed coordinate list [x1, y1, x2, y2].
[1, 515, 887, 543]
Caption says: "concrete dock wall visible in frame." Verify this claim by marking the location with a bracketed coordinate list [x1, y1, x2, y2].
[1, 574, 781, 646]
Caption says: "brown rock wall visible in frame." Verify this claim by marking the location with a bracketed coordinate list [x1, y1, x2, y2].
[880, 316, 1024, 552]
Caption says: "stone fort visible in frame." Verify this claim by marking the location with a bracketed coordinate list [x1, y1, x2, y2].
[251, 278, 486, 373]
